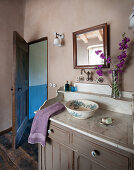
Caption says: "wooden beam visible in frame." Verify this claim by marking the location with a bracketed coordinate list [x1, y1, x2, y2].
[79, 34, 88, 43]
[97, 30, 103, 41]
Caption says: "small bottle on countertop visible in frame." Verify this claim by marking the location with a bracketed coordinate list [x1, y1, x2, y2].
[65, 81, 69, 91]
[74, 85, 77, 92]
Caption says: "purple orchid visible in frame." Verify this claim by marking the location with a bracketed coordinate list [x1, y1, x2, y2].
[106, 57, 111, 64]
[96, 69, 103, 76]
[98, 65, 103, 68]
[119, 44, 129, 50]
[117, 63, 123, 68]
[117, 69, 123, 73]
[117, 55, 122, 60]
[117, 59, 125, 68]
[95, 50, 102, 55]
[119, 36, 130, 50]
[124, 37, 130, 43]
[100, 53, 106, 59]
[94, 33, 130, 76]
[94, 65, 103, 70]
[117, 51, 127, 60]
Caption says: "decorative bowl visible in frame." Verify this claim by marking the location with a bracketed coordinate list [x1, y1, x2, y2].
[64, 100, 99, 119]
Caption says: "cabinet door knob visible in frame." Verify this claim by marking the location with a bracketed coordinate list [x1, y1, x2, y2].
[91, 150, 97, 157]
[48, 129, 54, 134]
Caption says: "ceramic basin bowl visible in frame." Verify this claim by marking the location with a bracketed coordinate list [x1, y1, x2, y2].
[65, 100, 99, 119]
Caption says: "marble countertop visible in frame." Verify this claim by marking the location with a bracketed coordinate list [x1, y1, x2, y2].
[39, 85, 134, 154]
[50, 105, 134, 154]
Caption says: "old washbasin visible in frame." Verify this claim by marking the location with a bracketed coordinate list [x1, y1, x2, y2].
[64, 99, 99, 119]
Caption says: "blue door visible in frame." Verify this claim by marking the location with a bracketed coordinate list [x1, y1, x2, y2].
[29, 38, 48, 119]
[12, 31, 29, 149]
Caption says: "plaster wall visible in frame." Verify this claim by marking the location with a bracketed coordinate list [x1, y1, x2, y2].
[0, 0, 26, 131]
[24, 0, 134, 99]
[0, 0, 134, 132]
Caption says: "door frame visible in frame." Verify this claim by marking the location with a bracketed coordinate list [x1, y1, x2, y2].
[28, 37, 48, 105]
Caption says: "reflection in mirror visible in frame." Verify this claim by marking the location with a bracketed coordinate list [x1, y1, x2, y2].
[73, 23, 108, 69]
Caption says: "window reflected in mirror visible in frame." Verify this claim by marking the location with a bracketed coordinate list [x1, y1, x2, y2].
[73, 23, 108, 69]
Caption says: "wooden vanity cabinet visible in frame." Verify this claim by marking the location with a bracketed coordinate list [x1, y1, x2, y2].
[43, 140, 73, 170]
[38, 122, 133, 170]
[72, 134, 130, 170]
[38, 124, 73, 170]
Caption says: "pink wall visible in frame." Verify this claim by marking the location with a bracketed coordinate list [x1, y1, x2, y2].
[0, 0, 26, 131]
[24, 0, 134, 99]
[0, 0, 134, 131]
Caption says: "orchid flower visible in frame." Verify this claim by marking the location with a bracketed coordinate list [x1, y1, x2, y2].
[95, 33, 130, 76]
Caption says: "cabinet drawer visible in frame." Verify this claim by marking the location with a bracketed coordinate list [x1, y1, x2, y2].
[72, 135, 129, 170]
[47, 124, 70, 145]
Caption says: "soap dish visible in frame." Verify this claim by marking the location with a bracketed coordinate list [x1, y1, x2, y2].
[99, 117, 114, 126]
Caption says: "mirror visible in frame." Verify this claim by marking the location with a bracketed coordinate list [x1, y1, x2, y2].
[73, 23, 108, 69]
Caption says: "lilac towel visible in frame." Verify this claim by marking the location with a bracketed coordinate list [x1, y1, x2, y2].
[28, 102, 65, 146]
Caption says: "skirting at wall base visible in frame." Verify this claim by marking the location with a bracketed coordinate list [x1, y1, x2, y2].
[0, 127, 12, 136]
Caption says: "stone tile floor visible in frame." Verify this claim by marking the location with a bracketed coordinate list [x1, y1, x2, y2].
[0, 119, 38, 170]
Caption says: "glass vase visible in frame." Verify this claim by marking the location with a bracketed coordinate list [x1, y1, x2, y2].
[111, 70, 120, 99]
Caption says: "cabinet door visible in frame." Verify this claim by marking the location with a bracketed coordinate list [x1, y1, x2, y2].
[74, 152, 106, 170]
[74, 152, 91, 170]
[43, 139, 73, 170]
[92, 161, 107, 170]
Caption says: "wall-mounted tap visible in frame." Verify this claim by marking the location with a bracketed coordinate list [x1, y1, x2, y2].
[81, 69, 85, 75]
[86, 71, 92, 81]
[81, 69, 93, 81]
